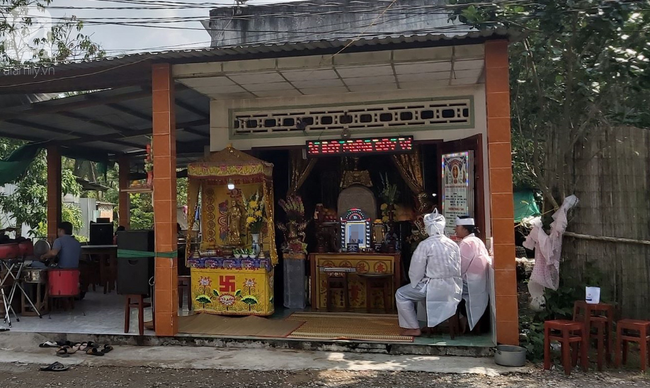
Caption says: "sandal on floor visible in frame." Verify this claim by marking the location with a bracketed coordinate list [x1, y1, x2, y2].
[40, 362, 69, 372]
[39, 341, 59, 348]
[77, 342, 94, 352]
[85, 347, 104, 356]
[56, 346, 76, 357]
[101, 345, 114, 354]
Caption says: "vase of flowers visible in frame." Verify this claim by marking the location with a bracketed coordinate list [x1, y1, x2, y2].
[380, 173, 399, 205]
[244, 191, 265, 255]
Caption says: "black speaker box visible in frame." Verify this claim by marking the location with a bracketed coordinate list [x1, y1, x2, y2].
[117, 230, 155, 296]
[90, 223, 114, 245]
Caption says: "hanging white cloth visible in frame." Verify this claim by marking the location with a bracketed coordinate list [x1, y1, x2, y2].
[459, 233, 492, 330]
[524, 195, 579, 299]
[396, 210, 463, 328]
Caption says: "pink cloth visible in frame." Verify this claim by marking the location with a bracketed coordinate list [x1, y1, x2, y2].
[524, 195, 578, 298]
[459, 234, 491, 276]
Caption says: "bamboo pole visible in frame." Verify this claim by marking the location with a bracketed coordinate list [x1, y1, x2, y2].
[564, 232, 650, 246]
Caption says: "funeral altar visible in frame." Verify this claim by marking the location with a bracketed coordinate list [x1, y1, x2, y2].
[185, 146, 277, 316]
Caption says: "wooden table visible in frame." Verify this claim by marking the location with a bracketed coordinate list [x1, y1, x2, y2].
[309, 253, 401, 311]
[81, 245, 117, 294]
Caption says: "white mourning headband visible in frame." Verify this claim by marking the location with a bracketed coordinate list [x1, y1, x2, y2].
[455, 217, 475, 226]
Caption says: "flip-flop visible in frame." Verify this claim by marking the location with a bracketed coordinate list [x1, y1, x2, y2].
[101, 345, 114, 354]
[56, 345, 77, 357]
[77, 342, 94, 352]
[85, 347, 104, 357]
[40, 362, 69, 372]
[39, 341, 59, 348]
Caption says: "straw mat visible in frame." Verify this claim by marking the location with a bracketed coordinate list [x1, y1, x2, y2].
[152, 314, 305, 338]
[286, 312, 413, 342]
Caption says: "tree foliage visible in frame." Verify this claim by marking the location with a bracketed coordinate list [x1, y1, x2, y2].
[0, 0, 105, 235]
[1, 0, 103, 66]
[450, 0, 650, 208]
[0, 149, 83, 235]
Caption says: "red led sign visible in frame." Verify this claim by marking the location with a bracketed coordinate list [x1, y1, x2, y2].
[306, 136, 414, 156]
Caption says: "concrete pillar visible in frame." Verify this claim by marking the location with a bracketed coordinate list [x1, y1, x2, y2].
[118, 156, 131, 229]
[485, 39, 518, 345]
[151, 63, 179, 336]
[46, 145, 62, 244]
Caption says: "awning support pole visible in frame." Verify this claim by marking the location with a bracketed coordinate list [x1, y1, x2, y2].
[152, 63, 179, 336]
[46, 145, 62, 244]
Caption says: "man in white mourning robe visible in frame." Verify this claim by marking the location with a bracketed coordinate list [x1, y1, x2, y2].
[395, 210, 463, 336]
[455, 216, 492, 332]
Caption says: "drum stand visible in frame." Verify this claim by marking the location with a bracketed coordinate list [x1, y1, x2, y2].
[0, 259, 42, 326]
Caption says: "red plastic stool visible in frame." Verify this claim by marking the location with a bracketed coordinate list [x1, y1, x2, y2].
[124, 294, 154, 336]
[544, 320, 588, 375]
[615, 319, 650, 372]
[573, 301, 614, 365]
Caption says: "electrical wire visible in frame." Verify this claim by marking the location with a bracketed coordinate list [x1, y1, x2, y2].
[0, 0, 524, 88]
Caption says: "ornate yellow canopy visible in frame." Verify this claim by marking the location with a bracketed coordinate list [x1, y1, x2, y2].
[186, 145, 278, 265]
[188, 145, 273, 182]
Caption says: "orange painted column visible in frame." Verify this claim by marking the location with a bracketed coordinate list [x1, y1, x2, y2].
[46, 145, 62, 244]
[485, 40, 518, 345]
[118, 156, 131, 229]
[152, 63, 179, 336]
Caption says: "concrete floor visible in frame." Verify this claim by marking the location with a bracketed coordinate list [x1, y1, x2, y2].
[3, 290, 157, 335]
[0, 332, 524, 376]
[3, 290, 493, 349]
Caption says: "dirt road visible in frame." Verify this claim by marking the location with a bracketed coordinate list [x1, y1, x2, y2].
[0, 364, 648, 388]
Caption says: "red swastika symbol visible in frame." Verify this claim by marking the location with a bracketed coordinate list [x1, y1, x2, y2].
[219, 276, 236, 292]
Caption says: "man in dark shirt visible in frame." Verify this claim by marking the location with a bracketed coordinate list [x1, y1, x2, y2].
[40, 222, 81, 268]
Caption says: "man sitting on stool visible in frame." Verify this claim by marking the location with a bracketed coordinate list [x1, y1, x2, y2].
[455, 216, 492, 333]
[395, 210, 462, 336]
[40, 222, 81, 269]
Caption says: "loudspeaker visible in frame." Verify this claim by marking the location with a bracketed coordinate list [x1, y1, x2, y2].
[117, 230, 154, 296]
[90, 223, 113, 246]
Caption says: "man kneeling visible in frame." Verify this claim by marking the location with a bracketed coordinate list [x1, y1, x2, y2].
[395, 210, 462, 336]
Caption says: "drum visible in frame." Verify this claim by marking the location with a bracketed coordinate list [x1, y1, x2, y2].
[33, 240, 50, 258]
[24, 268, 47, 284]
[48, 269, 80, 297]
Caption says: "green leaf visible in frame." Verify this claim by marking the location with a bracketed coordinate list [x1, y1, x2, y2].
[235, 289, 242, 297]
[195, 295, 211, 304]
[241, 295, 258, 305]
[212, 289, 220, 298]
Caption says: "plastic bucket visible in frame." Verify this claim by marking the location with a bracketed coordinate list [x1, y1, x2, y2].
[586, 286, 601, 304]
[48, 269, 80, 297]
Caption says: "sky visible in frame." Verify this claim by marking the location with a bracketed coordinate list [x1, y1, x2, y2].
[43, 0, 299, 56]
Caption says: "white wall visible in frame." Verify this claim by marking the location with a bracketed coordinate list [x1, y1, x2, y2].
[209, 82, 492, 236]
[210, 84, 487, 151]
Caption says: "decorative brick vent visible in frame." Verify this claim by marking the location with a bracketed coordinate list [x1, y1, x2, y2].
[232, 98, 472, 135]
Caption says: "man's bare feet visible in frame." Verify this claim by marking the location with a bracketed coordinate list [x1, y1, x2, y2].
[400, 328, 422, 337]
